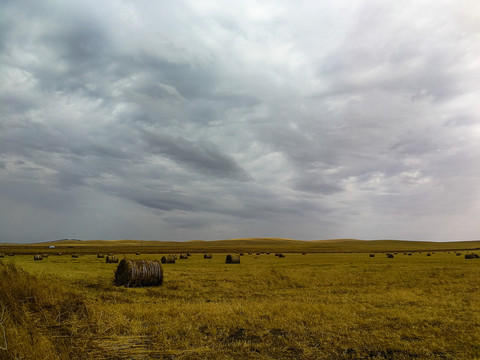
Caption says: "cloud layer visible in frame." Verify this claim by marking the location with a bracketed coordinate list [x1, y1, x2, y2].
[1, 0, 480, 242]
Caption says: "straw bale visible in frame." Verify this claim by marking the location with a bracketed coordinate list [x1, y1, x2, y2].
[34, 254, 43, 260]
[161, 255, 176, 264]
[106, 255, 119, 263]
[204, 253, 213, 259]
[179, 254, 188, 259]
[114, 259, 163, 287]
[226, 254, 240, 264]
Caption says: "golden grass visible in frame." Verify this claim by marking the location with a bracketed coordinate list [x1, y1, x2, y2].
[1, 251, 479, 359]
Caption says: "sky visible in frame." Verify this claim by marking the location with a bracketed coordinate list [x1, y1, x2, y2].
[1, 0, 480, 243]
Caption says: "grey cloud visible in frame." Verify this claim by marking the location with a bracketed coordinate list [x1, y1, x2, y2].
[1, 0, 479, 243]
[143, 132, 250, 180]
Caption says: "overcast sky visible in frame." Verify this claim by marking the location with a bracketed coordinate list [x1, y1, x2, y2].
[1, 0, 479, 243]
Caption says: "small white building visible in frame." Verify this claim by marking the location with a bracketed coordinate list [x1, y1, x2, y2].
[48, 245, 55, 249]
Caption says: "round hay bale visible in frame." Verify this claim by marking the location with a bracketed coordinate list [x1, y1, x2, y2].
[42, 253, 49, 258]
[456, 252, 461, 256]
[187, 253, 191, 257]
[161, 255, 176, 264]
[226, 254, 240, 264]
[0, 253, 4, 258]
[408, 253, 412, 256]
[465, 253, 478, 259]
[97, 253, 104, 258]
[302, 252, 307, 255]
[369, 254, 375, 257]
[106, 255, 119, 263]
[34, 254, 43, 260]
[56, 252, 62, 255]
[179, 254, 188, 259]
[114, 259, 163, 287]
[71, 254, 78, 258]
[204, 253, 213, 259]
[387, 254, 394, 258]
[136, 252, 141, 255]
[426, 253, 432, 256]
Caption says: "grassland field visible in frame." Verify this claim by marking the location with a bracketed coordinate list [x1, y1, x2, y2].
[0, 239, 479, 359]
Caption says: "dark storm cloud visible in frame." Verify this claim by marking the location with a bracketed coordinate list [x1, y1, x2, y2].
[143, 132, 250, 180]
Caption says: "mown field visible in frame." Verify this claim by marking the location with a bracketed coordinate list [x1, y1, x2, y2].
[1, 246, 480, 359]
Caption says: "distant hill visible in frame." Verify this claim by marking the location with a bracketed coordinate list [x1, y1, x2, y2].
[4, 237, 480, 254]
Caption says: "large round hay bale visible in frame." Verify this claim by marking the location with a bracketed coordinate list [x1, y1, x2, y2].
[226, 254, 240, 264]
[34, 254, 43, 260]
[369, 254, 375, 258]
[204, 253, 213, 259]
[161, 255, 176, 264]
[465, 253, 479, 259]
[426, 253, 432, 256]
[114, 259, 163, 287]
[387, 254, 394, 258]
[179, 254, 188, 259]
[277, 253, 285, 258]
[106, 255, 119, 263]
[97, 253, 104, 258]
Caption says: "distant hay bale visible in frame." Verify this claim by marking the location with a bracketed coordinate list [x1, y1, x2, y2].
[387, 254, 394, 258]
[226, 254, 240, 264]
[204, 253, 213, 259]
[179, 254, 188, 259]
[408, 253, 412, 256]
[42, 253, 49, 258]
[239, 253, 244, 256]
[426, 253, 432, 256]
[0, 253, 4, 258]
[34, 254, 43, 260]
[136, 252, 141, 255]
[257, 253, 261, 255]
[71, 254, 78, 258]
[97, 253, 104, 258]
[278, 253, 285, 258]
[106, 255, 119, 263]
[465, 253, 479, 259]
[161, 255, 176, 264]
[114, 259, 163, 287]
[302, 252, 307, 255]
[56, 252, 62, 255]
[369, 254, 375, 257]
[187, 253, 191, 257]
[456, 253, 461, 256]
